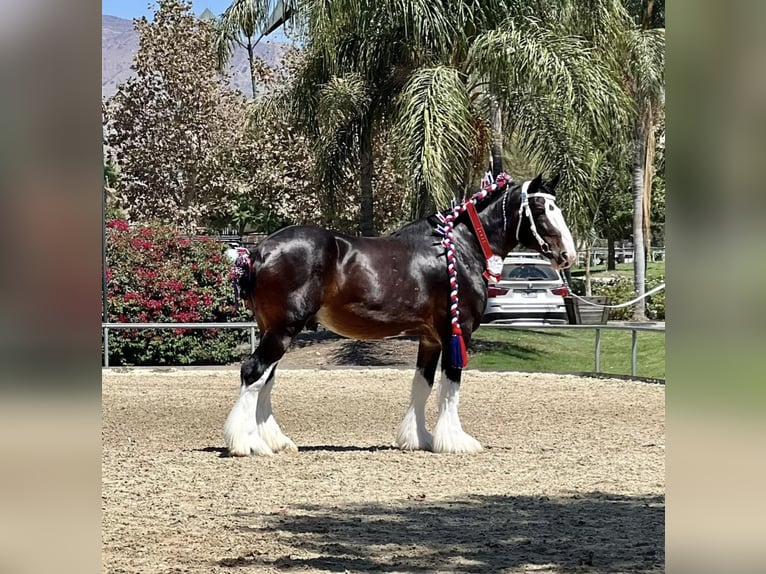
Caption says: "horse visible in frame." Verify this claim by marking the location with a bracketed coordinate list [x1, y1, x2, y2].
[223, 173, 576, 456]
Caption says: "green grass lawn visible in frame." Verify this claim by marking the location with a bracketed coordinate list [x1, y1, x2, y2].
[469, 326, 665, 379]
[570, 261, 666, 281]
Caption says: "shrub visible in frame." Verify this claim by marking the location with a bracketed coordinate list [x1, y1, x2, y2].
[105, 220, 250, 365]
[571, 275, 665, 321]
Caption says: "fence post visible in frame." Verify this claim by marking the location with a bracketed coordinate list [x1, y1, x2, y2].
[594, 328, 601, 373]
[631, 329, 638, 377]
[104, 327, 109, 368]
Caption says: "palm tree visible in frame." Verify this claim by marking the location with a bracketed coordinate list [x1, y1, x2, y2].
[214, 0, 291, 98]
[229, 0, 643, 247]
[625, 24, 664, 318]
[284, 0, 632, 238]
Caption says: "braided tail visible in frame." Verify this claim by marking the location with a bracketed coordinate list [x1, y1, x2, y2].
[230, 252, 254, 312]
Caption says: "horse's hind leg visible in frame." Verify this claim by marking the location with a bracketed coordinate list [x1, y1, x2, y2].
[432, 337, 483, 454]
[223, 329, 299, 456]
[396, 339, 440, 451]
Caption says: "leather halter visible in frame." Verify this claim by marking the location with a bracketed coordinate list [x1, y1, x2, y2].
[466, 180, 562, 282]
[516, 181, 556, 254]
[465, 201, 503, 283]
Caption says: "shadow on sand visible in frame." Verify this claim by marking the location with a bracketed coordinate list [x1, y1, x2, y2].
[218, 492, 664, 572]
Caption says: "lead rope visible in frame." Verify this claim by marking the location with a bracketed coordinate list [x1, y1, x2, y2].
[435, 172, 512, 368]
[563, 279, 666, 309]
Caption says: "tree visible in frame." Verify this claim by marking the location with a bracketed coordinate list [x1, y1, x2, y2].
[208, 52, 318, 234]
[625, 24, 664, 318]
[213, 0, 279, 99]
[104, 0, 247, 232]
[281, 0, 630, 238]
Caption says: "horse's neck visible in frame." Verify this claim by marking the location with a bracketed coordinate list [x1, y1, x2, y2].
[476, 189, 520, 257]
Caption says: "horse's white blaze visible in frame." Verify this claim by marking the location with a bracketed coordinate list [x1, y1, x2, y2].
[432, 375, 483, 454]
[545, 199, 577, 268]
[223, 364, 295, 456]
[396, 369, 433, 450]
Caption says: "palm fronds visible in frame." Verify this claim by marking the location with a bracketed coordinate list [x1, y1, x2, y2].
[394, 66, 476, 214]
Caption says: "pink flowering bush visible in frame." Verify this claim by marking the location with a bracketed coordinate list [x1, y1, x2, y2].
[105, 220, 250, 365]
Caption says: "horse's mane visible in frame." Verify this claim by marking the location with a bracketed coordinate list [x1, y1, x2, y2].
[390, 181, 517, 240]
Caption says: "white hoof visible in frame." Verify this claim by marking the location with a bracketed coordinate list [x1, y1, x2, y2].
[274, 437, 299, 453]
[397, 370, 434, 451]
[432, 425, 483, 454]
[432, 377, 483, 453]
[260, 417, 298, 453]
[396, 411, 433, 451]
[226, 432, 275, 457]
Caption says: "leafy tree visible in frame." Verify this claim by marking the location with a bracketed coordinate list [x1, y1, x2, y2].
[625, 19, 664, 318]
[205, 49, 320, 234]
[624, 0, 665, 28]
[104, 0, 247, 232]
[274, 0, 630, 239]
[213, 0, 279, 98]
[103, 158, 127, 221]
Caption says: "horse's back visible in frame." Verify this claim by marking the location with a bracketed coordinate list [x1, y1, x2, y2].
[250, 225, 443, 339]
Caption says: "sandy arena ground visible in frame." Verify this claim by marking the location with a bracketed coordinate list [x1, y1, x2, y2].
[102, 368, 664, 573]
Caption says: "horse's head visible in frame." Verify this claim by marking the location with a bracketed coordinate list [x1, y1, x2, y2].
[516, 174, 577, 270]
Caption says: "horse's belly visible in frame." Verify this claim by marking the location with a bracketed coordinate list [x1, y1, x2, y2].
[316, 306, 420, 340]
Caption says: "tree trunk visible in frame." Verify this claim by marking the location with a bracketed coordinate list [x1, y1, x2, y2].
[642, 0, 656, 29]
[359, 121, 376, 237]
[607, 236, 616, 270]
[585, 244, 592, 296]
[247, 37, 257, 99]
[490, 100, 503, 176]
[631, 121, 648, 320]
[643, 106, 655, 263]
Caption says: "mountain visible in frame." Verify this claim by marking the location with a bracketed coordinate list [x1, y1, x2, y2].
[102, 14, 292, 99]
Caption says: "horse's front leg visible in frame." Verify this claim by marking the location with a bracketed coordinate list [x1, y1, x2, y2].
[223, 330, 298, 456]
[432, 335, 483, 454]
[396, 339, 440, 451]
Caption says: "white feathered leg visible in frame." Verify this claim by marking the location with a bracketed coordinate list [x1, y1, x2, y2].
[255, 376, 298, 453]
[396, 369, 433, 450]
[223, 364, 276, 456]
[432, 374, 483, 454]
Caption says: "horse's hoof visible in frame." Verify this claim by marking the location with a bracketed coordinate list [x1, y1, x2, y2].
[277, 439, 298, 454]
[396, 432, 433, 452]
[225, 434, 275, 457]
[227, 447, 251, 457]
[432, 429, 483, 454]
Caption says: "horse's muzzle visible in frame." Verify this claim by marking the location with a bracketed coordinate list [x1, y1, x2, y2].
[553, 252, 574, 270]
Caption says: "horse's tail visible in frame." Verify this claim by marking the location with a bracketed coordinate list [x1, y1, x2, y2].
[232, 251, 257, 309]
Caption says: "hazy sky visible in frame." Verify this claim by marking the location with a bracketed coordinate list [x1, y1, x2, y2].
[102, 1, 236, 20]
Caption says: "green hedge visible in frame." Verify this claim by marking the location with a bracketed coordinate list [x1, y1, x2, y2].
[105, 220, 250, 365]
[570, 275, 665, 321]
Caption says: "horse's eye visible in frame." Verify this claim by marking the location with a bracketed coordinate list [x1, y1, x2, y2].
[548, 205, 555, 211]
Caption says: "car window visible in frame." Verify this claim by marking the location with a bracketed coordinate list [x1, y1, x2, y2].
[502, 263, 559, 281]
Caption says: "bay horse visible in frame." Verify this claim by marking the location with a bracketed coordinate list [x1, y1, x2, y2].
[224, 173, 576, 456]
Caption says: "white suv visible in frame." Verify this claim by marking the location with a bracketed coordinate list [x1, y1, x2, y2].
[482, 254, 569, 324]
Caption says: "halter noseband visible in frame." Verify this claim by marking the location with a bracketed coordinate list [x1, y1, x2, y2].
[515, 180, 556, 254]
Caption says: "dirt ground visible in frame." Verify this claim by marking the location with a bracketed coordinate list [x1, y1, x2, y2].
[102, 349, 664, 574]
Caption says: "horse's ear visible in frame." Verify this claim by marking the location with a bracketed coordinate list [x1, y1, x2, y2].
[549, 173, 561, 191]
[529, 173, 543, 192]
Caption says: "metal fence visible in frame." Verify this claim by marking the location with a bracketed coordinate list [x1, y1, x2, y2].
[475, 322, 665, 377]
[101, 321, 664, 377]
